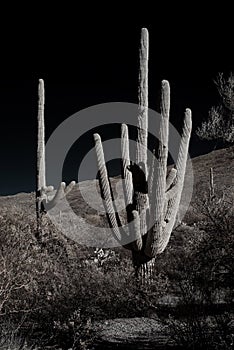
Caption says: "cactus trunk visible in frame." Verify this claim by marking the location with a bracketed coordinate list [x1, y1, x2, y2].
[36, 79, 75, 241]
[36, 79, 45, 238]
[209, 167, 214, 198]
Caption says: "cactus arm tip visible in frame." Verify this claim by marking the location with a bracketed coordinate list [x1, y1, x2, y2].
[161, 80, 170, 118]
[121, 123, 128, 131]
[38, 79, 44, 98]
[93, 133, 101, 142]
[141, 27, 149, 36]
[162, 79, 170, 88]
[184, 108, 192, 129]
[166, 168, 177, 191]
[64, 180, 76, 194]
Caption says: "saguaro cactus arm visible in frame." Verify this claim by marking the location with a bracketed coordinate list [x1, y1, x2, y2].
[41, 181, 76, 211]
[148, 149, 156, 200]
[160, 109, 192, 252]
[93, 133, 122, 241]
[153, 81, 170, 222]
[145, 108, 192, 256]
[121, 123, 144, 249]
[121, 123, 133, 206]
[144, 80, 170, 256]
[166, 168, 177, 190]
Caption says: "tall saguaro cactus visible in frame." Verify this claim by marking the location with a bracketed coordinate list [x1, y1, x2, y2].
[36, 79, 75, 239]
[93, 28, 192, 279]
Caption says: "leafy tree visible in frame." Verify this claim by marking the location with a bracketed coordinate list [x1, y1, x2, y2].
[197, 72, 234, 144]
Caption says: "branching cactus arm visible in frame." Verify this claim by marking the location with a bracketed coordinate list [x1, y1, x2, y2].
[93, 133, 122, 241]
[166, 168, 177, 191]
[148, 149, 156, 200]
[121, 123, 142, 248]
[121, 123, 133, 206]
[42, 181, 76, 211]
[155, 108, 192, 254]
[145, 80, 170, 257]
[153, 80, 170, 223]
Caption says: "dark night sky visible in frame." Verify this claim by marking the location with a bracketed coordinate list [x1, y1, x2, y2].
[0, 15, 233, 195]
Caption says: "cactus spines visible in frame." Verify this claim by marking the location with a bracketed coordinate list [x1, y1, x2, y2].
[36, 79, 75, 237]
[93, 28, 192, 279]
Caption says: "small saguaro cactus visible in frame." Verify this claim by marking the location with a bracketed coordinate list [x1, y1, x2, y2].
[36, 79, 75, 239]
[93, 28, 192, 280]
[209, 167, 215, 199]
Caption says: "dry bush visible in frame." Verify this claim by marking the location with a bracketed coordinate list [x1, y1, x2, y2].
[165, 187, 234, 349]
[1, 205, 169, 347]
[197, 72, 234, 144]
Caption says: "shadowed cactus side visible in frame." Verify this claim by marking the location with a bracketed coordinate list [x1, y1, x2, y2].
[94, 28, 192, 280]
[36, 79, 75, 239]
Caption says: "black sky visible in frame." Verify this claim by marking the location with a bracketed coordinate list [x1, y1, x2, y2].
[0, 15, 233, 195]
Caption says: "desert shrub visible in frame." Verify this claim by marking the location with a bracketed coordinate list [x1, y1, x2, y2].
[1, 205, 166, 347]
[164, 187, 234, 349]
[0, 318, 35, 350]
[167, 312, 234, 350]
[197, 72, 234, 144]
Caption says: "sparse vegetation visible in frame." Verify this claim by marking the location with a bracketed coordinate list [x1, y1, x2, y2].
[0, 156, 233, 349]
[197, 72, 234, 144]
[162, 180, 234, 349]
[0, 205, 167, 348]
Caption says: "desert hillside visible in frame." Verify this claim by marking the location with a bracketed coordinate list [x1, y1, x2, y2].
[1, 146, 233, 224]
